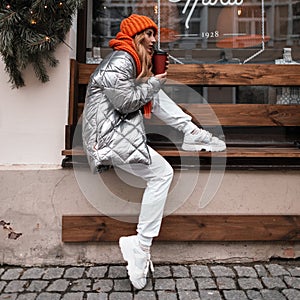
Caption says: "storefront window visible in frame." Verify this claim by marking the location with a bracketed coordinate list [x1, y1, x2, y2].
[85, 0, 300, 65]
[81, 0, 300, 106]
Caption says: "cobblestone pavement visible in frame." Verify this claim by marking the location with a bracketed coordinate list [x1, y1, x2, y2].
[1, 261, 300, 299]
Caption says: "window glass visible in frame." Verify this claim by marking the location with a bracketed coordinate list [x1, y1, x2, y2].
[87, 0, 300, 65]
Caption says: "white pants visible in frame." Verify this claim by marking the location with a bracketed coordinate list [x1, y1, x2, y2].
[117, 90, 198, 247]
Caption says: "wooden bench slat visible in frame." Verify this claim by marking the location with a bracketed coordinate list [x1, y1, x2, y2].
[78, 63, 98, 84]
[179, 104, 300, 126]
[62, 146, 300, 158]
[158, 147, 300, 158]
[167, 64, 300, 86]
[77, 103, 300, 127]
[62, 215, 300, 242]
[76, 62, 300, 86]
[68, 59, 78, 125]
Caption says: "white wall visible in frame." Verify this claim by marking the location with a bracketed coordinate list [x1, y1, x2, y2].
[1, 169, 300, 266]
[0, 29, 76, 167]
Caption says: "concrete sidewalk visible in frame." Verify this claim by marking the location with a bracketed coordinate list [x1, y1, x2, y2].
[1, 261, 300, 300]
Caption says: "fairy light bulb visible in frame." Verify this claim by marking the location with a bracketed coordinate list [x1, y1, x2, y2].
[31, 19, 37, 25]
[45, 36, 50, 42]
[6, 4, 11, 9]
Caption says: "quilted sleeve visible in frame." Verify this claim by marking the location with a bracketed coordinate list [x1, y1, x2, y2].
[100, 52, 163, 114]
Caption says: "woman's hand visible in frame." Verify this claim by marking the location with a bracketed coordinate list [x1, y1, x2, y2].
[165, 55, 170, 70]
[155, 71, 167, 80]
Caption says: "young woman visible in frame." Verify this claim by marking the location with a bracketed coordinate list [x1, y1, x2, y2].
[82, 14, 226, 289]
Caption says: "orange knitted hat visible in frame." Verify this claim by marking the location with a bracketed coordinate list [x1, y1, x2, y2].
[120, 14, 158, 37]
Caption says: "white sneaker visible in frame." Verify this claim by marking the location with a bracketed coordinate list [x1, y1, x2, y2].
[182, 129, 226, 152]
[119, 235, 154, 290]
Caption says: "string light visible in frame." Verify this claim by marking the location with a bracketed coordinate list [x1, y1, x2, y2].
[31, 19, 37, 25]
[45, 36, 50, 42]
[6, 4, 11, 9]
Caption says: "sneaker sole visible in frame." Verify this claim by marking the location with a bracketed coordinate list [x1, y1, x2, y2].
[182, 143, 226, 152]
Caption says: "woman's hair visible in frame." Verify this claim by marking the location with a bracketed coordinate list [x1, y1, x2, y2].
[133, 31, 153, 79]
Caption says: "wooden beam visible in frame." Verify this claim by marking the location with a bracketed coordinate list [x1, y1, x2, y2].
[62, 215, 300, 242]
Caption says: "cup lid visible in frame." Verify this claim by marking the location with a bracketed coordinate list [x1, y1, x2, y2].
[154, 49, 167, 54]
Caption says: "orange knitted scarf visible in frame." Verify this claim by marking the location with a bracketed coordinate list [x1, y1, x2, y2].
[109, 32, 152, 119]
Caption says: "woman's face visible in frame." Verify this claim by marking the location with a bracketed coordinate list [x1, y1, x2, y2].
[141, 29, 156, 55]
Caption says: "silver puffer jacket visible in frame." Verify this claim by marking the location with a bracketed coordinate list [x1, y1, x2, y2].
[82, 50, 162, 173]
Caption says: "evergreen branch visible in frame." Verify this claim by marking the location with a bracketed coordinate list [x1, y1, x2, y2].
[66, 0, 84, 11]
[0, 10, 20, 26]
[31, 55, 49, 83]
[26, 36, 52, 51]
[4, 55, 25, 88]
[44, 51, 59, 68]
[58, 37, 73, 50]
[0, 0, 84, 88]
[0, 31, 15, 56]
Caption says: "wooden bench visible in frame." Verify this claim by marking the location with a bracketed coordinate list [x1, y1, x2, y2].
[62, 59, 300, 169]
[61, 59, 300, 243]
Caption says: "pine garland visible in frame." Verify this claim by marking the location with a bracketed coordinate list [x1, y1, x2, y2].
[0, 0, 83, 88]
